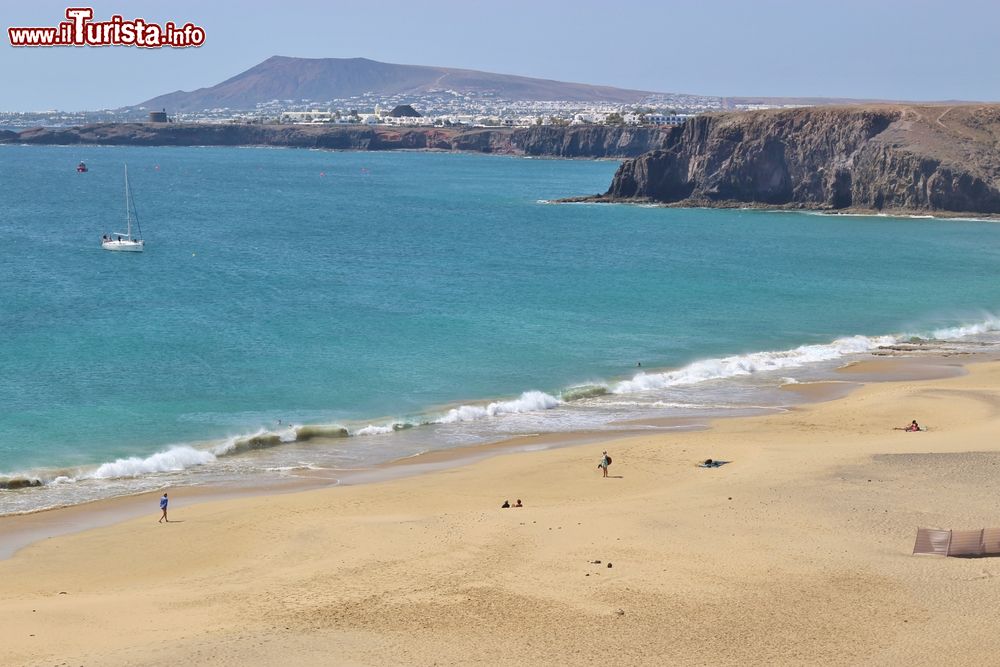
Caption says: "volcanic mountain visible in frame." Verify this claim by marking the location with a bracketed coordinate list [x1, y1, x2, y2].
[137, 56, 659, 111]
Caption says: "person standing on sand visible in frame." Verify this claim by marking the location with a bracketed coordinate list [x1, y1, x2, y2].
[598, 451, 611, 478]
[159, 492, 169, 523]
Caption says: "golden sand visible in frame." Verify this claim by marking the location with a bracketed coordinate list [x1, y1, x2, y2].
[4, 361, 1000, 665]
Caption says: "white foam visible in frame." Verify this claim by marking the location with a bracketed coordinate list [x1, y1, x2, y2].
[435, 391, 561, 424]
[612, 335, 898, 394]
[597, 400, 742, 410]
[930, 314, 1000, 340]
[354, 424, 396, 436]
[88, 445, 216, 479]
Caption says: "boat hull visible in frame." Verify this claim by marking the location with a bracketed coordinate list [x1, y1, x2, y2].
[102, 240, 144, 252]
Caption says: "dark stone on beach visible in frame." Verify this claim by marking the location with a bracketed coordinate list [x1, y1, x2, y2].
[607, 562, 613, 568]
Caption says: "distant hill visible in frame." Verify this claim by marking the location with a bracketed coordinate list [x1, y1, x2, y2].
[137, 56, 659, 111]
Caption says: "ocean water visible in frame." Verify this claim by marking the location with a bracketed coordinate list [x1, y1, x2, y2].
[2, 144, 1000, 513]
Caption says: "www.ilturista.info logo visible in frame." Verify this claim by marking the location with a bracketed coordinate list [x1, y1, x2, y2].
[8, 7, 205, 48]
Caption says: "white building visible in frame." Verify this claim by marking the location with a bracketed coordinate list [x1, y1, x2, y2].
[280, 111, 333, 124]
[643, 113, 693, 126]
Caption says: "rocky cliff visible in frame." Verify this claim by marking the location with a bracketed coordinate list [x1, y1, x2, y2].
[598, 105, 1000, 214]
[3, 123, 672, 159]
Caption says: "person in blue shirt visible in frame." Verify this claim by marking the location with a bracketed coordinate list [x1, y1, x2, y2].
[159, 492, 169, 523]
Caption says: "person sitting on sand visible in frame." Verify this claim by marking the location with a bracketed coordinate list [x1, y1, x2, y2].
[501, 500, 510, 508]
[514, 499, 523, 507]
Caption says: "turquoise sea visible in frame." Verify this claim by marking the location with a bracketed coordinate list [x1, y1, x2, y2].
[2, 144, 1000, 513]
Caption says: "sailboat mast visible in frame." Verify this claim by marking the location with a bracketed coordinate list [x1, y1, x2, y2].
[124, 163, 131, 240]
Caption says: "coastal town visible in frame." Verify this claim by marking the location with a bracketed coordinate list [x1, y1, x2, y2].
[0, 90, 803, 130]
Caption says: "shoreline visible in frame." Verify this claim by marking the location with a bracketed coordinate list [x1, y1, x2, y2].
[0, 352, 972, 560]
[5, 355, 1000, 663]
[0, 427, 673, 560]
[2, 319, 988, 508]
[5, 356, 1000, 663]
[555, 195, 1000, 221]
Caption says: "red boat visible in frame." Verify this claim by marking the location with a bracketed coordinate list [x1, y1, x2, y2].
[76, 162, 88, 173]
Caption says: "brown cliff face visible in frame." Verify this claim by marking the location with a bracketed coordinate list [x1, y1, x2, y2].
[604, 105, 1000, 214]
[4, 123, 670, 159]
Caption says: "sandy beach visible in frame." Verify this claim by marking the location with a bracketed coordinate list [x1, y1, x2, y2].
[4, 359, 1000, 666]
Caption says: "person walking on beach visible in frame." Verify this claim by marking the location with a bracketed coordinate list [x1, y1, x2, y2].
[598, 451, 611, 478]
[159, 492, 169, 523]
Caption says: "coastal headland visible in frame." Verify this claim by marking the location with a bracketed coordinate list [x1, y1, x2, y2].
[1, 123, 673, 159]
[572, 104, 1000, 216]
[13, 103, 1000, 216]
[4, 357, 1000, 665]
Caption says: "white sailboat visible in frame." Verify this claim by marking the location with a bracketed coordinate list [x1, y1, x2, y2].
[102, 164, 144, 252]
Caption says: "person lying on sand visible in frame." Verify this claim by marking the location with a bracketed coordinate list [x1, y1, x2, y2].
[894, 420, 922, 432]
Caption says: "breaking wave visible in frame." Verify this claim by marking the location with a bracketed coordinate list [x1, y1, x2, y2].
[931, 315, 1000, 340]
[5, 314, 1000, 493]
[560, 384, 610, 401]
[611, 335, 899, 394]
[433, 390, 562, 424]
[90, 445, 215, 479]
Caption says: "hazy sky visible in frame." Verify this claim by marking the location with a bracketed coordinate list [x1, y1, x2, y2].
[0, 0, 994, 110]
